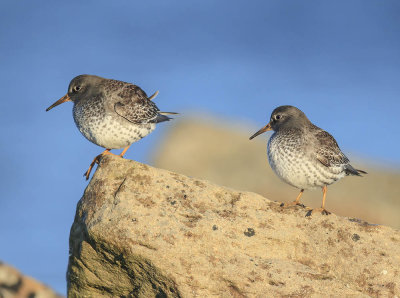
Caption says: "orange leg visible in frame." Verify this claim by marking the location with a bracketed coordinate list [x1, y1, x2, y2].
[119, 144, 132, 158]
[84, 145, 133, 181]
[306, 185, 331, 216]
[281, 189, 305, 208]
[322, 185, 328, 210]
[83, 149, 117, 180]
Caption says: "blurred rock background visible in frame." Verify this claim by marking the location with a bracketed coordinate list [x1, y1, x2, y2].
[0, 261, 62, 298]
[151, 116, 400, 228]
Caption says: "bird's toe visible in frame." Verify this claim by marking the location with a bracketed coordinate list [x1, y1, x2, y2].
[305, 208, 331, 217]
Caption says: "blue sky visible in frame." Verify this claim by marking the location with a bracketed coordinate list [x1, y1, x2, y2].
[1, 0, 399, 294]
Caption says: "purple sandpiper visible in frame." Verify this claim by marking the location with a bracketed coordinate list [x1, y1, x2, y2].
[46, 74, 177, 180]
[249, 105, 366, 215]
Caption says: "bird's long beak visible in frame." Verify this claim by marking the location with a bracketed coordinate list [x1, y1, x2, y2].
[46, 94, 71, 112]
[249, 122, 272, 140]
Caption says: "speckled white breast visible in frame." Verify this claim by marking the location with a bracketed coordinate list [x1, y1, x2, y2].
[267, 133, 345, 189]
[73, 103, 155, 149]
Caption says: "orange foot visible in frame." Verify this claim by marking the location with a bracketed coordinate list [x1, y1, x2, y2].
[280, 201, 305, 208]
[83, 145, 132, 180]
[305, 208, 331, 217]
[83, 149, 116, 180]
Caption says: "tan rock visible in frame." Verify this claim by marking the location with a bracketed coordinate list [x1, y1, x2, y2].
[151, 118, 400, 229]
[67, 155, 400, 297]
[0, 261, 62, 298]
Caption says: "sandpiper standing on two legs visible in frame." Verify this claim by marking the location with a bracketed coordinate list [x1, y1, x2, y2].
[249, 105, 366, 215]
[46, 74, 177, 180]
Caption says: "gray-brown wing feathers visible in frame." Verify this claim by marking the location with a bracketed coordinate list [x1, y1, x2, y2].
[314, 129, 366, 175]
[115, 101, 161, 124]
[314, 130, 349, 167]
[113, 84, 161, 124]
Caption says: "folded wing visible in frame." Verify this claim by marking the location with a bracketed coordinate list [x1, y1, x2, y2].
[113, 84, 162, 124]
[314, 129, 366, 176]
[314, 130, 349, 167]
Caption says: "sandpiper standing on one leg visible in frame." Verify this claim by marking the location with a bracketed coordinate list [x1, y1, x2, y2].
[249, 105, 366, 215]
[46, 74, 177, 180]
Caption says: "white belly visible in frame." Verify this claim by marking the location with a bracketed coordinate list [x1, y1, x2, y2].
[267, 134, 345, 189]
[74, 113, 155, 149]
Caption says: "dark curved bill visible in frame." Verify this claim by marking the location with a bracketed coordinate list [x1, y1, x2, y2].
[46, 94, 71, 111]
[249, 123, 272, 140]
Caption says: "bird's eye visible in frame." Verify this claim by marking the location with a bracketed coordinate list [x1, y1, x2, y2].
[73, 86, 82, 92]
[275, 114, 282, 120]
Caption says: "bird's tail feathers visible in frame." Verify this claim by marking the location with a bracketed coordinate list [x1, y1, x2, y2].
[345, 164, 367, 176]
[152, 112, 178, 123]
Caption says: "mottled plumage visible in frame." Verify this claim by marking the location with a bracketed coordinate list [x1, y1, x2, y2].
[46, 74, 177, 180]
[250, 105, 366, 215]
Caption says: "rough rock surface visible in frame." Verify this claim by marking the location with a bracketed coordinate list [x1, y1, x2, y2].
[67, 155, 400, 297]
[152, 118, 400, 228]
[0, 261, 62, 298]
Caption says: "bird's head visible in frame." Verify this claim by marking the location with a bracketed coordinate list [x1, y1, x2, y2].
[249, 105, 309, 140]
[46, 75, 103, 111]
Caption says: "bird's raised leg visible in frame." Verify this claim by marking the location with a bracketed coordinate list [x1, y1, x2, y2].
[84, 149, 116, 180]
[84, 145, 133, 180]
[280, 189, 305, 208]
[306, 185, 331, 216]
